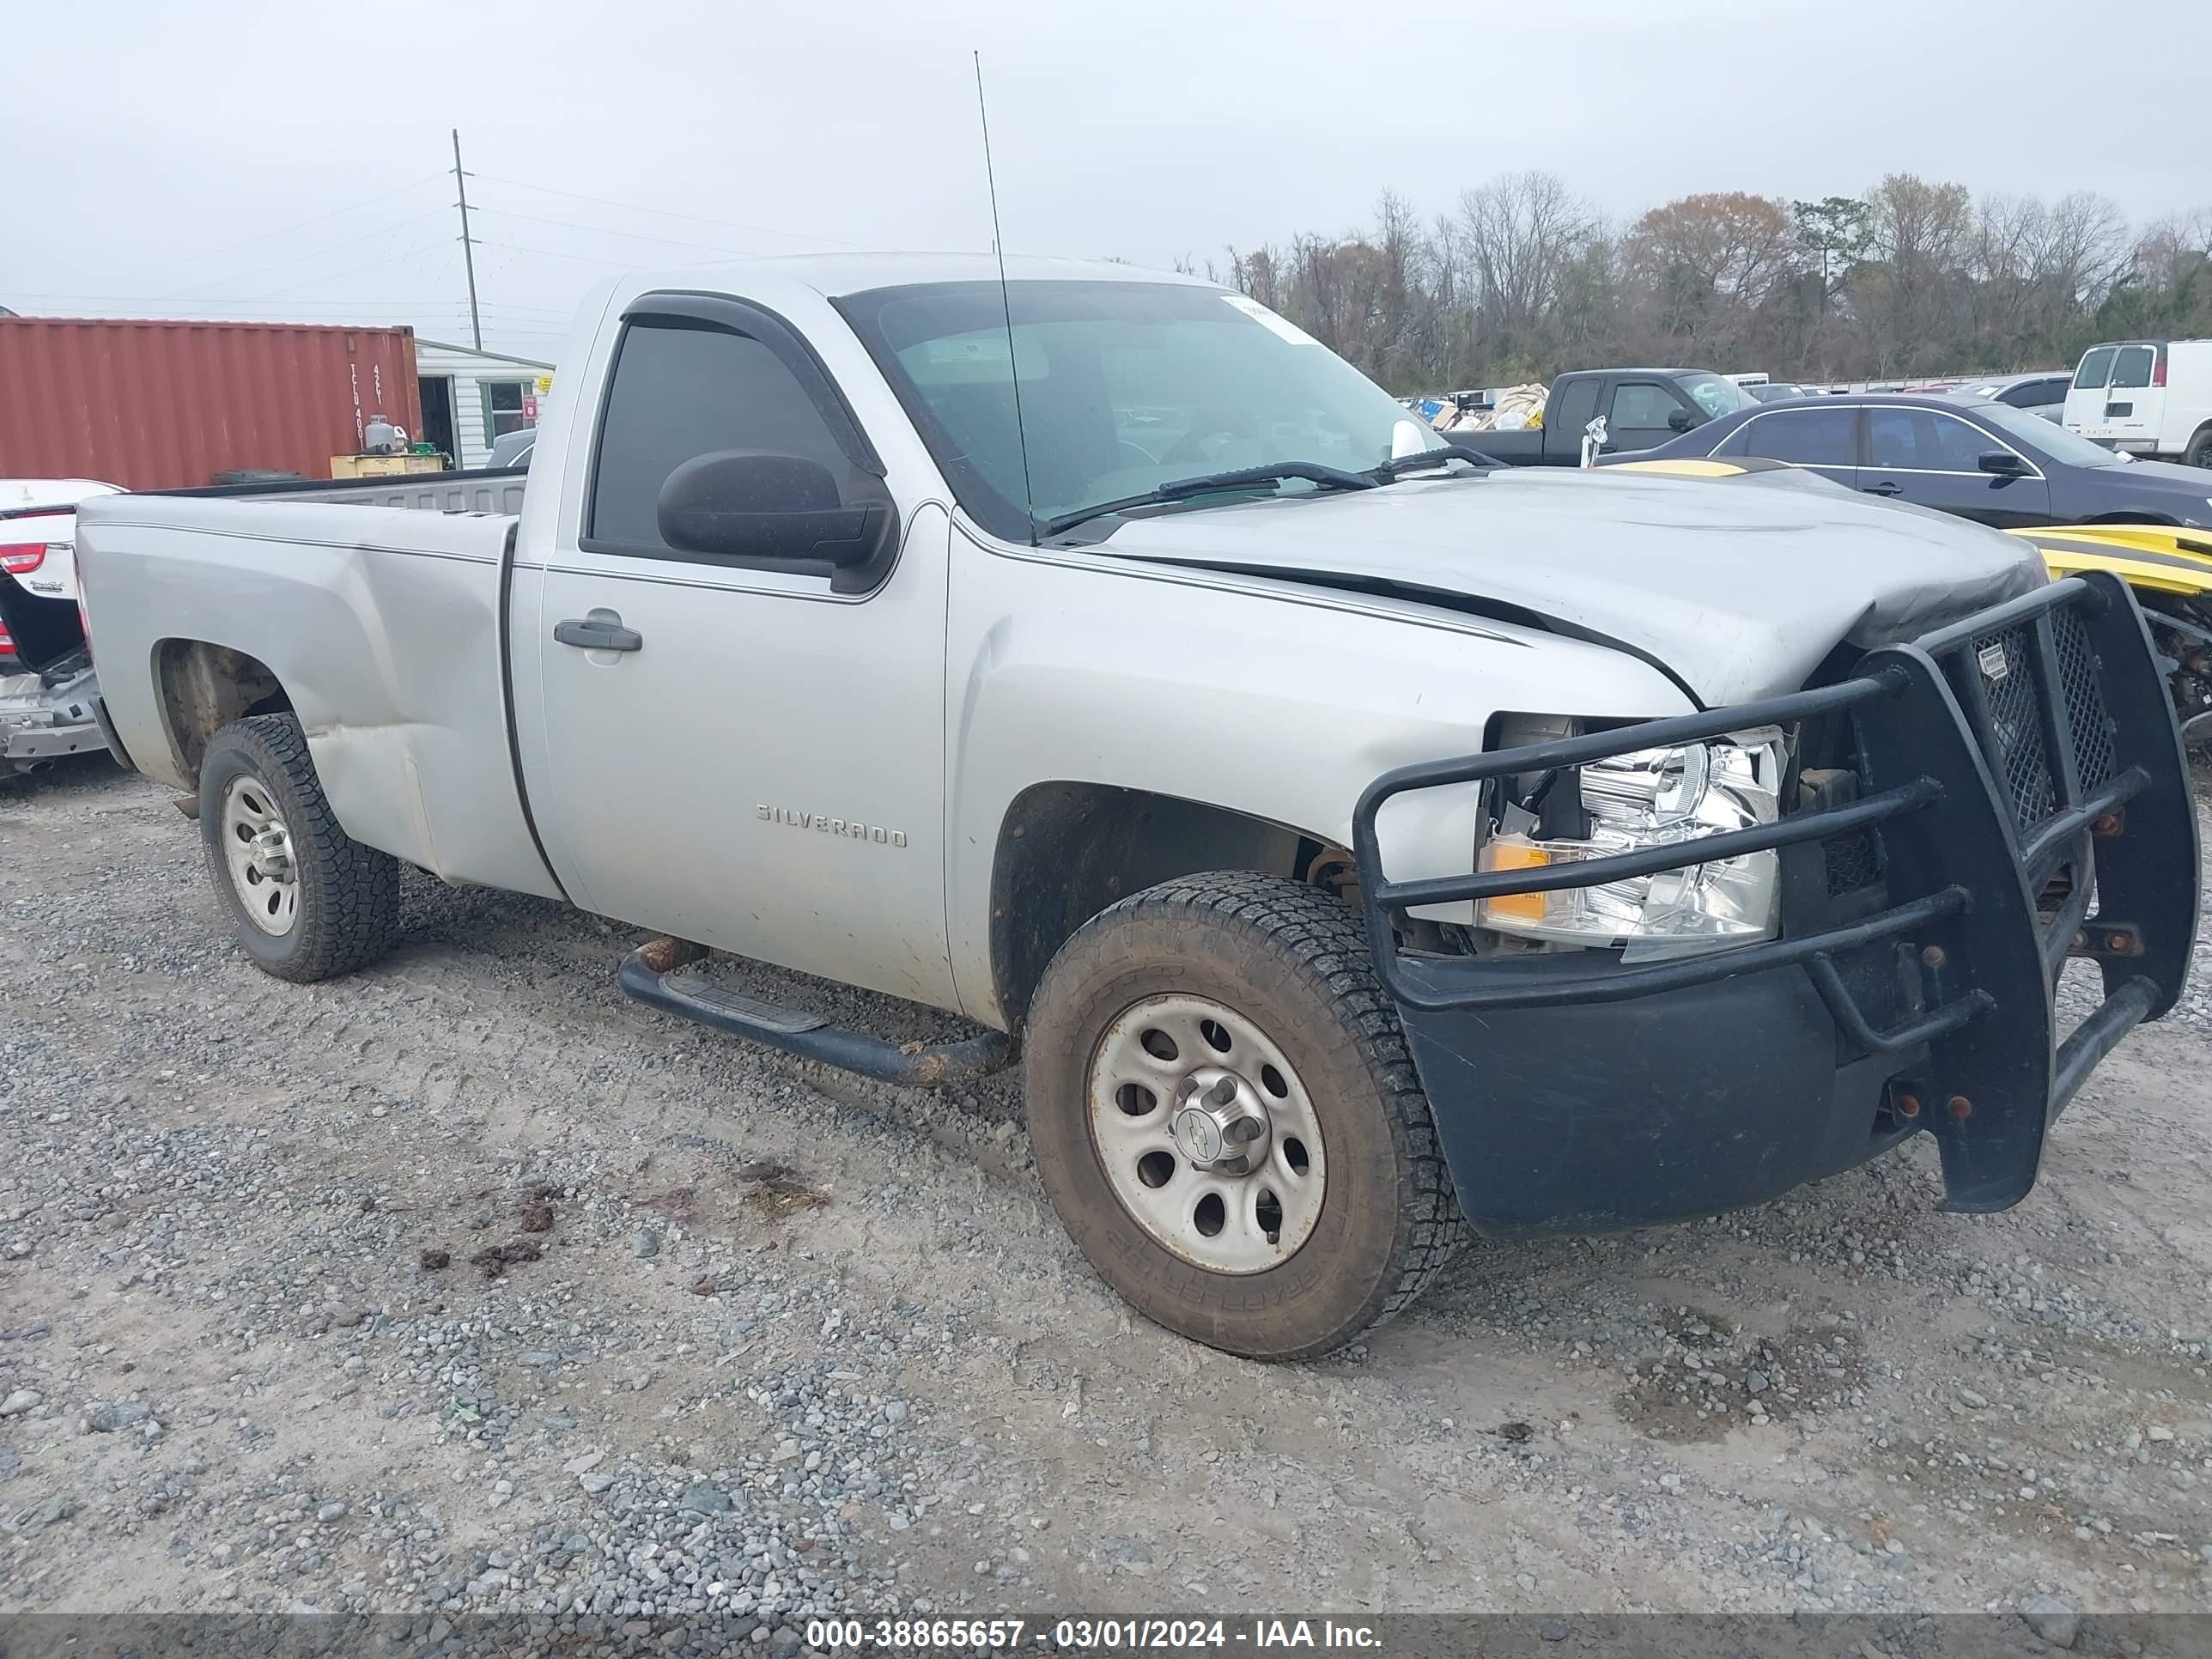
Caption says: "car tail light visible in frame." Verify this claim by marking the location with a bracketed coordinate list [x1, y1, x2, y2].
[0, 543, 46, 574]
[0, 618, 14, 658]
[2153, 349, 2167, 388]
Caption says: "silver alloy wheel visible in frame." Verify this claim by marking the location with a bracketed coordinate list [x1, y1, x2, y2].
[221, 774, 301, 937]
[1087, 994, 1327, 1273]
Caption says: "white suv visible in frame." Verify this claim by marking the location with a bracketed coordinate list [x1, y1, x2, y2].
[2062, 338, 2212, 466]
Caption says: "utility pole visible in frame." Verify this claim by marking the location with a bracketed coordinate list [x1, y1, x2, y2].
[452, 127, 483, 350]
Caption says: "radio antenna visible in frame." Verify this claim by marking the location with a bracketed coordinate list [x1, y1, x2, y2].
[973, 51, 1037, 545]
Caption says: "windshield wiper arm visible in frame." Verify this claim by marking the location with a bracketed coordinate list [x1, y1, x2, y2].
[1370, 444, 1506, 478]
[1042, 461, 1377, 538]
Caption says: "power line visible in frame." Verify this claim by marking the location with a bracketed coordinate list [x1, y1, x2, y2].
[471, 172, 883, 251]
[471, 205, 757, 259]
[473, 238, 636, 267]
[86, 172, 449, 289]
[156, 206, 453, 299]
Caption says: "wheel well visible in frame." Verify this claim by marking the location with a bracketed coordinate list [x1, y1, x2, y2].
[2087, 511, 2179, 526]
[989, 782, 1319, 1024]
[155, 640, 293, 783]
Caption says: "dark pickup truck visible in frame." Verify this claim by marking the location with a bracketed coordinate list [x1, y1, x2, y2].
[1471, 368, 1759, 464]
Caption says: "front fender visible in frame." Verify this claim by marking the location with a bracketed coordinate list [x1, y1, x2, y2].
[942, 525, 1693, 1024]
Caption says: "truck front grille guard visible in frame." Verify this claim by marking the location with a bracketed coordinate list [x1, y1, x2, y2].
[1351, 575, 2190, 1135]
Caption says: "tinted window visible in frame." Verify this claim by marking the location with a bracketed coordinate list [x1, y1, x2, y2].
[1999, 378, 2064, 409]
[1868, 409, 1996, 471]
[586, 323, 852, 551]
[1609, 382, 1682, 430]
[2111, 345, 2157, 389]
[2073, 347, 2116, 391]
[1548, 377, 1601, 441]
[1741, 409, 1856, 466]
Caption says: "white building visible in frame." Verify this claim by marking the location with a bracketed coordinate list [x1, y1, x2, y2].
[415, 339, 553, 471]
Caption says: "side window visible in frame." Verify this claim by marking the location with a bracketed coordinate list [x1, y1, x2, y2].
[1742, 409, 1856, 467]
[1708, 420, 1753, 458]
[2072, 347, 2116, 391]
[586, 322, 854, 552]
[1866, 409, 1923, 469]
[1608, 382, 1681, 430]
[1548, 377, 1601, 441]
[1928, 413, 1998, 471]
[2110, 345, 2156, 390]
[2002, 378, 2063, 409]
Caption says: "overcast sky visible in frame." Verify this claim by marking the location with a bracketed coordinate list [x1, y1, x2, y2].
[6, 0, 2207, 361]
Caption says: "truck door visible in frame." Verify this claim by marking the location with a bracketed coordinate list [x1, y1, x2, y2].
[1602, 380, 1693, 453]
[515, 294, 957, 1010]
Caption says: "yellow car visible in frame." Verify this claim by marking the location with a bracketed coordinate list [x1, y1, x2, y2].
[1609, 457, 2212, 738]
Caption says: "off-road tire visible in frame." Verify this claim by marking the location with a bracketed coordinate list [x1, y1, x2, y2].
[198, 714, 401, 983]
[1024, 870, 1467, 1359]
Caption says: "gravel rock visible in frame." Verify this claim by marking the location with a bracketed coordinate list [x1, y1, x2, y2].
[9, 762, 2212, 1628]
[2018, 1594, 2079, 1649]
[0, 1389, 40, 1417]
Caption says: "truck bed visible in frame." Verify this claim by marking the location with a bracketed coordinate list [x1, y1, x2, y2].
[75, 485, 560, 900]
[149, 465, 529, 515]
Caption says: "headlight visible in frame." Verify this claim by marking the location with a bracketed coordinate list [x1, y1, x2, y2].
[1478, 726, 1787, 956]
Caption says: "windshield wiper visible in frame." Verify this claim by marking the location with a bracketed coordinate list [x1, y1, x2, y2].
[1370, 444, 1506, 479]
[1042, 461, 1377, 538]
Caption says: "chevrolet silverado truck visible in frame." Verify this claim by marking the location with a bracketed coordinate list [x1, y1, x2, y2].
[75, 255, 2198, 1360]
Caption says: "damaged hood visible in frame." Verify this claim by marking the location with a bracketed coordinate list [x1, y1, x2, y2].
[1095, 465, 2045, 705]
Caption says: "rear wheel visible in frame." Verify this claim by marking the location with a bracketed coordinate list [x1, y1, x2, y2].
[1024, 871, 1465, 1360]
[198, 714, 401, 982]
[2186, 427, 2212, 471]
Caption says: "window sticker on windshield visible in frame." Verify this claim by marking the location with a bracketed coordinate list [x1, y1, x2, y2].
[922, 335, 1012, 365]
[1222, 294, 1321, 346]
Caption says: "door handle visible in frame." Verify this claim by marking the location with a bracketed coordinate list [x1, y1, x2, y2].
[1862, 481, 1902, 496]
[554, 614, 642, 652]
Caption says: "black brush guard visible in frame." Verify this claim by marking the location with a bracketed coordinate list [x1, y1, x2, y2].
[1351, 572, 2197, 1236]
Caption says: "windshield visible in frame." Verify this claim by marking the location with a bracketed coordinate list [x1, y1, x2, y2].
[1673, 372, 1759, 419]
[1977, 401, 2128, 467]
[836, 280, 1441, 540]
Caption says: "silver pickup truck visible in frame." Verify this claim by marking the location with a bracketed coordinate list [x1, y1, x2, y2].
[76, 254, 2198, 1360]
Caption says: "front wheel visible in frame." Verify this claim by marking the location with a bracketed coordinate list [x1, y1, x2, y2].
[1024, 872, 1465, 1360]
[198, 714, 401, 982]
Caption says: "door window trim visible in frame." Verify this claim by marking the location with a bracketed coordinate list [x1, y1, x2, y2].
[576, 291, 892, 574]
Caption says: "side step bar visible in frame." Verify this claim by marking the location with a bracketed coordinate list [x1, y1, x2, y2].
[617, 938, 1015, 1088]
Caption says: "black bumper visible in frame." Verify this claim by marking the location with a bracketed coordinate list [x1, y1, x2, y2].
[1352, 572, 2198, 1238]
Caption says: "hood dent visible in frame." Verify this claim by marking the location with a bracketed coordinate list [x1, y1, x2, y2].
[1096, 470, 2045, 707]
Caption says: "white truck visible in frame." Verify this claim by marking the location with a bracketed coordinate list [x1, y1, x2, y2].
[75, 255, 2198, 1359]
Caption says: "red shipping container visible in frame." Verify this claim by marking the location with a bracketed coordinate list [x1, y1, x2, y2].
[0, 317, 422, 490]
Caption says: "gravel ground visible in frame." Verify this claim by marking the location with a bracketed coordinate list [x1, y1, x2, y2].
[5, 756, 2212, 1646]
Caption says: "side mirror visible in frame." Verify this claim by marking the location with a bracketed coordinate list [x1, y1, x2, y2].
[656, 450, 897, 586]
[1978, 450, 2028, 477]
[1667, 408, 1698, 432]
